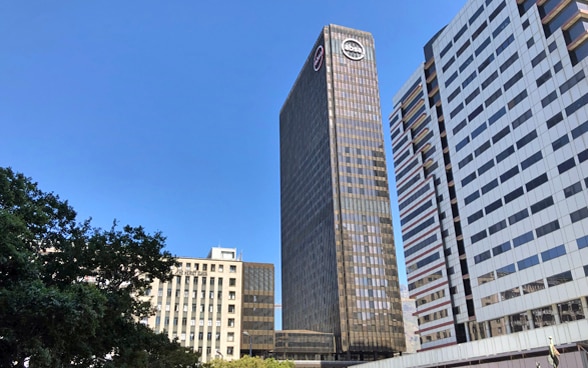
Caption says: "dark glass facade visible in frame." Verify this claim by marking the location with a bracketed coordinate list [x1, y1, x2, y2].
[274, 331, 336, 361]
[280, 24, 405, 359]
[241, 263, 274, 357]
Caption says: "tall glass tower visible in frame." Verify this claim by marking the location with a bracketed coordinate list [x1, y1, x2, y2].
[279, 24, 405, 360]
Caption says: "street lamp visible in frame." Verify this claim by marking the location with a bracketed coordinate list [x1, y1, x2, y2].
[243, 331, 252, 357]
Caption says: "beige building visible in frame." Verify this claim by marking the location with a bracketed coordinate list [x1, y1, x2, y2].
[143, 247, 274, 362]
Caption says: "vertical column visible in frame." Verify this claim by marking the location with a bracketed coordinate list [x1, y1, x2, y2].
[484, 321, 491, 338]
[527, 310, 534, 329]
[581, 297, 588, 319]
[552, 304, 561, 324]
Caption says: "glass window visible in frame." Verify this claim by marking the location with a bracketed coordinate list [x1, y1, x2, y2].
[497, 264, 516, 278]
[513, 231, 533, 247]
[493, 241, 511, 256]
[517, 255, 539, 270]
[547, 271, 572, 287]
[541, 245, 566, 262]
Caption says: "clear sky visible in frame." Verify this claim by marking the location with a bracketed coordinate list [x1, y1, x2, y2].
[1, 1, 466, 326]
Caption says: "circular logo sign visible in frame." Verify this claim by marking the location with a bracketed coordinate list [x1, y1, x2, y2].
[342, 38, 365, 60]
[313, 45, 324, 71]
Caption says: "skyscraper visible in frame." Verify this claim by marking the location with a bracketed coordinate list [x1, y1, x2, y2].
[390, 0, 588, 353]
[280, 24, 405, 359]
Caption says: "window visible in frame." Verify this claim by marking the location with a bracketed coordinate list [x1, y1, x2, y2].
[526, 174, 549, 192]
[552, 134, 570, 151]
[536, 220, 560, 238]
[547, 271, 573, 287]
[559, 70, 585, 94]
[572, 120, 588, 139]
[478, 54, 495, 73]
[513, 231, 533, 247]
[571, 207, 588, 223]
[504, 187, 524, 204]
[475, 250, 491, 264]
[471, 230, 488, 244]
[229, 278, 236, 286]
[508, 209, 529, 227]
[230, 265, 237, 273]
[579, 149, 588, 163]
[496, 34, 514, 55]
[508, 90, 528, 109]
[472, 122, 488, 139]
[445, 71, 459, 88]
[481, 178, 498, 194]
[564, 182, 582, 198]
[454, 23, 468, 41]
[493, 125, 510, 144]
[465, 88, 480, 104]
[497, 263, 515, 278]
[541, 91, 558, 108]
[459, 154, 474, 169]
[475, 140, 491, 156]
[471, 21, 488, 40]
[497, 145, 515, 163]
[521, 151, 542, 170]
[489, 0, 505, 21]
[492, 17, 511, 37]
[518, 255, 539, 270]
[527, 37, 535, 48]
[448, 87, 461, 103]
[577, 235, 588, 249]
[485, 198, 502, 214]
[565, 91, 588, 116]
[450, 103, 465, 119]
[531, 50, 546, 67]
[460, 55, 474, 73]
[475, 37, 491, 56]
[541, 245, 566, 262]
[456, 136, 470, 151]
[457, 39, 471, 57]
[558, 157, 576, 174]
[478, 159, 495, 175]
[462, 171, 477, 187]
[516, 130, 537, 149]
[465, 190, 480, 205]
[504, 70, 523, 91]
[485, 88, 502, 107]
[482, 71, 498, 90]
[500, 52, 519, 73]
[462, 71, 477, 89]
[493, 241, 511, 256]
[500, 166, 519, 183]
[440, 42, 453, 58]
[536, 70, 552, 87]
[468, 210, 484, 224]
[489, 220, 507, 234]
[547, 112, 564, 129]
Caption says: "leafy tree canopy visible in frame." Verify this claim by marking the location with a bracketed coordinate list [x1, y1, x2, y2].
[206, 356, 294, 368]
[0, 167, 200, 368]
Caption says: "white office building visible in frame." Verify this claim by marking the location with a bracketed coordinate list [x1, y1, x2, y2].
[389, 0, 588, 357]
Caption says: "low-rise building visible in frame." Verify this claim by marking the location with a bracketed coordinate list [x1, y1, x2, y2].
[144, 247, 274, 362]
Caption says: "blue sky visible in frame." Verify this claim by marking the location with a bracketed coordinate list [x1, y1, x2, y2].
[1, 1, 466, 325]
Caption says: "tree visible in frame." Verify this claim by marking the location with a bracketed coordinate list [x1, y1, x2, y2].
[0, 167, 200, 367]
[206, 356, 294, 368]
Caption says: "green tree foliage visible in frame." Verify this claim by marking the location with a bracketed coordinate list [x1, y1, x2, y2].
[0, 167, 200, 367]
[206, 356, 294, 368]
